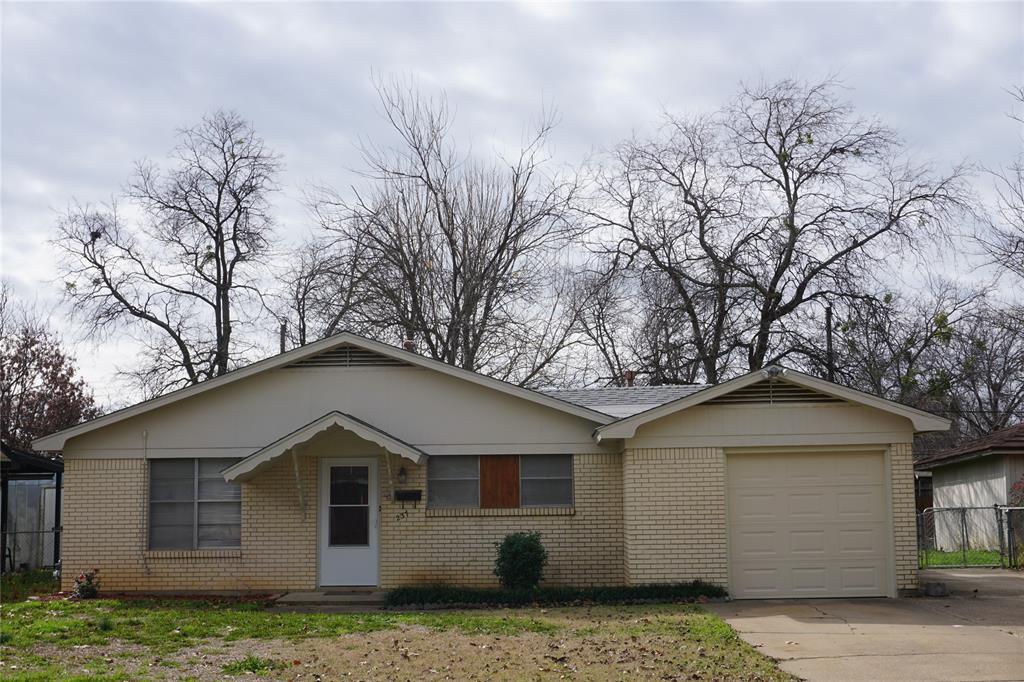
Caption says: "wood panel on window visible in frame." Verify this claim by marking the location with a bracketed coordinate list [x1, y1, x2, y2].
[480, 455, 520, 508]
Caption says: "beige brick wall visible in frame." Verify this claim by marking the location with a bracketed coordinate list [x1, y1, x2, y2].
[889, 442, 919, 592]
[61, 455, 318, 593]
[622, 447, 728, 586]
[379, 452, 624, 588]
[61, 451, 623, 592]
[60, 441, 918, 595]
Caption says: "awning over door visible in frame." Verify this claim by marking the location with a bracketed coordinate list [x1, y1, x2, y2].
[221, 411, 427, 482]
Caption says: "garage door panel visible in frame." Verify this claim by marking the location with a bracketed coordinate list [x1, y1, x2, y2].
[835, 488, 886, 521]
[731, 491, 779, 521]
[728, 451, 890, 599]
[733, 529, 780, 559]
[788, 492, 826, 519]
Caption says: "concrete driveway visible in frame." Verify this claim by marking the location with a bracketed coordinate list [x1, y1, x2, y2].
[709, 569, 1024, 682]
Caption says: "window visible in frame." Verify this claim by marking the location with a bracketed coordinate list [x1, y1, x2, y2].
[427, 456, 479, 508]
[149, 458, 241, 550]
[427, 455, 573, 508]
[521, 454, 573, 507]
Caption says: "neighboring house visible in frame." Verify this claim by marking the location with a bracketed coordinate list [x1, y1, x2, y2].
[34, 333, 949, 599]
[1, 441, 63, 572]
[915, 423, 1024, 550]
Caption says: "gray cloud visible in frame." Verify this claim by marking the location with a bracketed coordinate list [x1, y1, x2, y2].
[2, 1, 1020, 400]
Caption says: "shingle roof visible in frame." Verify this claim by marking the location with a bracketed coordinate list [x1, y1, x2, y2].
[543, 385, 709, 417]
[915, 422, 1024, 470]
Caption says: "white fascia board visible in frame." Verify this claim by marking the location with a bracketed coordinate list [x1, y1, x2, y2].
[595, 366, 951, 442]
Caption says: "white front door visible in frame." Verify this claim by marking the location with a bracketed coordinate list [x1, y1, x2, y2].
[319, 458, 379, 586]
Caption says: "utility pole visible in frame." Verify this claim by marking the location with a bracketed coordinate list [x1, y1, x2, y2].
[279, 321, 287, 354]
[825, 305, 835, 382]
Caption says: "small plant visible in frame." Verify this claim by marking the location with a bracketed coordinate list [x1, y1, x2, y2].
[95, 615, 114, 632]
[494, 531, 548, 590]
[222, 656, 282, 675]
[73, 568, 100, 599]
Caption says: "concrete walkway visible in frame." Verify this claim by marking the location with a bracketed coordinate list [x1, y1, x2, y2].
[710, 569, 1024, 682]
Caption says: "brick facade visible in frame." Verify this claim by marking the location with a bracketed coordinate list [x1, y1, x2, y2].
[61, 443, 917, 594]
[61, 451, 624, 592]
[623, 447, 728, 585]
[889, 442, 919, 592]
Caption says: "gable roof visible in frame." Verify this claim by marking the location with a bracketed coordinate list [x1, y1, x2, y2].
[915, 422, 1024, 470]
[32, 332, 614, 452]
[594, 366, 950, 441]
[544, 385, 708, 417]
[222, 411, 427, 482]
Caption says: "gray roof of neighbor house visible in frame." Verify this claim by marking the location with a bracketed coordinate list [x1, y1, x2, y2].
[915, 422, 1024, 470]
[543, 385, 709, 417]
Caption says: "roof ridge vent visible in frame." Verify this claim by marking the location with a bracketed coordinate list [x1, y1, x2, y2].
[284, 343, 410, 369]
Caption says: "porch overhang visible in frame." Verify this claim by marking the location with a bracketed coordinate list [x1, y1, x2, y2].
[221, 411, 427, 482]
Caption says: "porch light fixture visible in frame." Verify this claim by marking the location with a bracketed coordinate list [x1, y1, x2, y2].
[397, 466, 408, 485]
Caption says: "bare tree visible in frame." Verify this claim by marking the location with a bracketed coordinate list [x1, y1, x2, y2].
[980, 86, 1024, 287]
[55, 111, 280, 395]
[276, 236, 371, 348]
[945, 304, 1024, 437]
[309, 78, 585, 385]
[825, 280, 981, 408]
[585, 79, 969, 382]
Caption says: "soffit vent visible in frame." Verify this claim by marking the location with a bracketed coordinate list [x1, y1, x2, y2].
[706, 380, 843, 405]
[285, 344, 411, 369]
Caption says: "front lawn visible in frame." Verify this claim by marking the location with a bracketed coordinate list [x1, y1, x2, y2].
[0, 597, 792, 680]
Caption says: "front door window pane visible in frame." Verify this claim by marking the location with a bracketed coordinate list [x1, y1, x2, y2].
[328, 466, 370, 546]
[330, 466, 369, 505]
[329, 507, 370, 545]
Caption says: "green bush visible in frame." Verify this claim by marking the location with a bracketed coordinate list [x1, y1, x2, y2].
[385, 581, 726, 608]
[494, 532, 548, 590]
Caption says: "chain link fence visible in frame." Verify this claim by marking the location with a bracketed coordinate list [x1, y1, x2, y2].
[918, 506, 1024, 569]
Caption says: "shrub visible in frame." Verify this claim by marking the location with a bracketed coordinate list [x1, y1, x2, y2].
[494, 532, 548, 590]
[72, 568, 100, 599]
[385, 581, 727, 608]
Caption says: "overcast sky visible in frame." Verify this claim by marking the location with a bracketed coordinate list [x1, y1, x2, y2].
[2, 1, 1022, 404]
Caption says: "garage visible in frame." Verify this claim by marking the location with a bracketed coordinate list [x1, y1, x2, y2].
[728, 449, 891, 598]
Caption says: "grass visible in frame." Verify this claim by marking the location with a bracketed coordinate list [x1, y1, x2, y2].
[0, 598, 554, 654]
[386, 580, 726, 607]
[0, 569, 59, 602]
[0, 598, 791, 681]
[920, 549, 1002, 567]
[221, 655, 285, 674]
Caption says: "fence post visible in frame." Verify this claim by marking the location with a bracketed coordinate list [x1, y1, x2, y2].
[960, 508, 969, 566]
[996, 506, 1006, 569]
[1010, 511, 1018, 570]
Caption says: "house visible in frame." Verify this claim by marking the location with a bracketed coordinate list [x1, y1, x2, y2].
[33, 333, 949, 599]
[1, 441, 63, 572]
[914, 423, 1024, 550]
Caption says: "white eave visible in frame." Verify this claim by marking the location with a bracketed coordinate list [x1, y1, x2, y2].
[594, 366, 951, 442]
[221, 411, 427, 482]
[32, 332, 613, 452]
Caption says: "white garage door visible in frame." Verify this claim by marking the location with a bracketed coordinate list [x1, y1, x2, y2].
[728, 451, 890, 599]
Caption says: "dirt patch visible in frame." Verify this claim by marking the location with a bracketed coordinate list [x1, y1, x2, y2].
[5, 605, 791, 681]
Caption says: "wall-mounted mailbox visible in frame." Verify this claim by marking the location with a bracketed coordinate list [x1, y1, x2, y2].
[394, 489, 422, 503]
